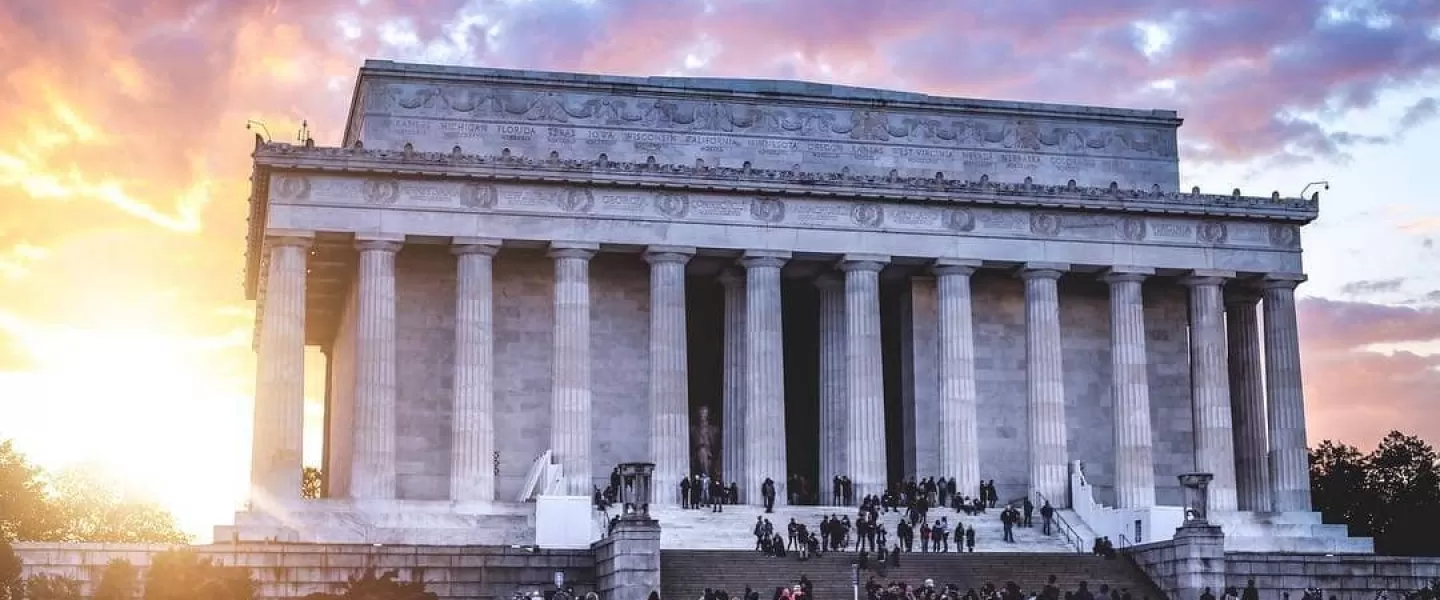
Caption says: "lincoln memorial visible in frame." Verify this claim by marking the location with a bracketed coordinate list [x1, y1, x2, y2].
[222, 60, 1363, 553]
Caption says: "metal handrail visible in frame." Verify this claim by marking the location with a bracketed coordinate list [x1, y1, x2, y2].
[1116, 532, 1132, 550]
[1032, 491, 1085, 554]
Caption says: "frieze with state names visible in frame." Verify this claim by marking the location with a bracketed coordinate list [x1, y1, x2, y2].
[267, 172, 1300, 251]
[253, 142, 1319, 221]
[352, 79, 1181, 190]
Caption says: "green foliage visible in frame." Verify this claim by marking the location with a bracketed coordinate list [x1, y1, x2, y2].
[303, 467, 323, 500]
[26, 573, 81, 600]
[142, 550, 254, 600]
[0, 440, 188, 544]
[0, 440, 62, 542]
[1311, 431, 1440, 556]
[47, 468, 188, 544]
[0, 539, 21, 600]
[94, 559, 139, 600]
[306, 569, 438, 600]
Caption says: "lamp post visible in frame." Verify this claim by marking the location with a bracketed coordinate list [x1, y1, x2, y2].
[617, 462, 656, 520]
[1178, 472, 1214, 526]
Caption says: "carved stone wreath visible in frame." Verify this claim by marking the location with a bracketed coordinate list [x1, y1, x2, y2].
[362, 179, 400, 206]
[1030, 212, 1061, 237]
[272, 174, 310, 201]
[943, 208, 976, 233]
[461, 183, 497, 209]
[654, 193, 690, 219]
[1198, 220, 1228, 244]
[1268, 223, 1300, 248]
[1119, 217, 1147, 241]
[750, 197, 785, 223]
[851, 203, 884, 228]
[558, 188, 594, 213]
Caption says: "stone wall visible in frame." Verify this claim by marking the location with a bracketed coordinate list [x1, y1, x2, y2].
[15, 543, 594, 600]
[396, 246, 458, 501]
[1227, 553, 1440, 600]
[969, 272, 1194, 505]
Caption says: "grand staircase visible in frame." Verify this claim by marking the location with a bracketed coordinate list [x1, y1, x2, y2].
[648, 503, 1081, 552]
[661, 550, 1166, 600]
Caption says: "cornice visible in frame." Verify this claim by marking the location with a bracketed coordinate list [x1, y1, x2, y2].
[252, 142, 1320, 224]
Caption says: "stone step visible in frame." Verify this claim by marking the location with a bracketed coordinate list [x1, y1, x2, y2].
[650, 504, 1080, 552]
[661, 550, 1166, 600]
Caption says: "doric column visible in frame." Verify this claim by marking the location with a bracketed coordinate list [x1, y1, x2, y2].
[450, 238, 501, 503]
[934, 259, 982, 499]
[1020, 263, 1070, 507]
[1226, 286, 1271, 512]
[841, 254, 889, 500]
[1263, 274, 1312, 512]
[351, 236, 403, 500]
[1182, 271, 1239, 512]
[741, 250, 789, 505]
[815, 272, 847, 496]
[718, 269, 747, 490]
[645, 246, 695, 503]
[1102, 267, 1157, 509]
[550, 242, 599, 496]
[250, 234, 311, 508]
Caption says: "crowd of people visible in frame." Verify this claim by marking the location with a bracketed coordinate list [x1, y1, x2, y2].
[691, 574, 1162, 600]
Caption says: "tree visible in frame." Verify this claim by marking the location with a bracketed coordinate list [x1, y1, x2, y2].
[143, 549, 254, 600]
[26, 574, 81, 600]
[93, 559, 139, 600]
[0, 440, 62, 542]
[303, 467, 323, 500]
[0, 539, 21, 600]
[1311, 430, 1440, 556]
[47, 467, 189, 544]
[304, 569, 438, 600]
[1310, 440, 1375, 535]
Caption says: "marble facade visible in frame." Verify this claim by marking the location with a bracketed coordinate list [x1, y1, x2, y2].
[229, 60, 1322, 545]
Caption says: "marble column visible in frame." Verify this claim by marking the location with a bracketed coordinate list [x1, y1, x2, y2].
[450, 238, 501, 503]
[1263, 275, 1312, 512]
[351, 237, 402, 501]
[742, 250, 789, 505]
[550, 242, 599, 496]
[842, 254, 889, 500]
[1182, 272, 1239, 512]
[934, 259, 982, 498]
[645, 246, 694, 503]
[1103, 268, 1157, 509]
[1226, 287, 1271, 512]
[1020, 263, 1070, 507]
[250, 234, 311, 508]
[718, 269, 747, 491]
[815, 272, 847, 494]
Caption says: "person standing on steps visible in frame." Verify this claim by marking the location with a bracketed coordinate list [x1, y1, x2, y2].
[680, 476, 691, 509]
[1022, 496, 1034, 527]
[1001, 505, 1016, 542]
[1041, 500, 1055, 536]
[761, 477, 777, 513]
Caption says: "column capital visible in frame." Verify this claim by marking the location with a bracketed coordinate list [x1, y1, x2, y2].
[839, 254, 889, 273]
[452, 237, 502, 257]
[1101, 266, 1153, 285]
[265, 231, 314, 249]
[355, 237, 403, 253]
[739, 250, 790, 269]
[643, 245, 696, 265]
[1262, 273, 1308, 290]
[548, 241, 599, 260]
[933, 258, 982, 277]
[717, 267, 745, 288]
[1017, 262, 1069, 281]
[1180, 269, 1236, 288]
[813, 272, 844, 289]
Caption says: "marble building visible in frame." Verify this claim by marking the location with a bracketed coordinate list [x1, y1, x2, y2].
[226, 60, 1327, 547]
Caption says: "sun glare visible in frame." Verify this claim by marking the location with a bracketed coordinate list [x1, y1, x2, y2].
[0, 317, 252, 541]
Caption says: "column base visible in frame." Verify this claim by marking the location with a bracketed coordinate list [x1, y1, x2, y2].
[214, 499, 535, 545]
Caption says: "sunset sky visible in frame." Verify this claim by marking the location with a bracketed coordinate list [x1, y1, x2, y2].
[0, 0, 1437, 541]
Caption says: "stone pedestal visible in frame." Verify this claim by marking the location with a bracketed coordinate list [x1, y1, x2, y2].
[593, 518, 662, 600]
[536, 495, 598, 549]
